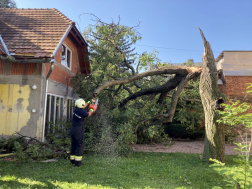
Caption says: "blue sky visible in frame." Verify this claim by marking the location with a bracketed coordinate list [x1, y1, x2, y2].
[16, 0, 252, 64]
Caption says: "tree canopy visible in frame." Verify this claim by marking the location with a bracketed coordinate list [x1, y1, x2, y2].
[0, 0, 17, 8]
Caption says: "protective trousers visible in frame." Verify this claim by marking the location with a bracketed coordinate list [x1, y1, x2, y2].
[70, 124, 84, 166]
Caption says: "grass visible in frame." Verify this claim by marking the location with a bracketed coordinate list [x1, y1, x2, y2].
[0, 152, 247, 189]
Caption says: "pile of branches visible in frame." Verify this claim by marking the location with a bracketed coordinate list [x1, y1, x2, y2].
[0, 121, 71, 162]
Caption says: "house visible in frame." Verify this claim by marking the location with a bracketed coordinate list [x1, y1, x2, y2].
[216, 51, 252, 102]
[0, 8, 90, 141]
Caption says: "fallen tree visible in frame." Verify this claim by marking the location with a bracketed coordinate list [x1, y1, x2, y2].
[72, 14, 226, 160]
[90, 25, 225, 162]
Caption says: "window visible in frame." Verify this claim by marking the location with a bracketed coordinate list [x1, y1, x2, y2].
[67, 99, 75, 121]
[45, 94, 64, 134]
[61, 44, 72, 69]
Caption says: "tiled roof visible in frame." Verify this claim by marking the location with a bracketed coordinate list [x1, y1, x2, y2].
[0, 8, 73, 58]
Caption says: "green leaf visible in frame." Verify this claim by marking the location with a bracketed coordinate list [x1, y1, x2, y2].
[234, 148, 243, 152]
[212, 186, 223, 189]
[209, 164, 222, 167]
[219, 169, 228, 175]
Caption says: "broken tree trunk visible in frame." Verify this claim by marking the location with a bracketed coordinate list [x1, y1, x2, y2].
[198, 27, 225, 163]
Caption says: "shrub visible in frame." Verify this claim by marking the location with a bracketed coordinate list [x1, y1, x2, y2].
[0, 119, 72, 162]
[224, 123, 246, 144]
[164, 124, 194, 139]
[164, 124, 204, 140]
[0, 135, 26, 153]
[188, 129, 205, 140]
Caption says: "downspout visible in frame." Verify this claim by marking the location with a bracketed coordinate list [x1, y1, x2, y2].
[41, 60, 54, 142]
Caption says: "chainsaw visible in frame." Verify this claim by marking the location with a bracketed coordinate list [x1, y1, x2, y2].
[88, 99, 98, 114]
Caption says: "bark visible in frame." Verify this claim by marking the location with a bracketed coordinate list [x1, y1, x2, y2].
[198, 27, 225, 163]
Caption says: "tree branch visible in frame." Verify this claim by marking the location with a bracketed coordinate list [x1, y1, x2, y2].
[123, 85, 133, 94]
[167, 71, 201, 122]
[218, 69, 226, 84]
[15, 132, 50, 148]
[93, 66, 202, 97]
[137, 71, 201, 127]
[113, 84, 123, 97]
[106, 74, 133, 94]
[148, 93, 158, 101]
[119, 74, 185, 108]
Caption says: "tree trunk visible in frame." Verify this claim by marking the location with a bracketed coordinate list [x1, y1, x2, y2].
[198, 27, 225, 163]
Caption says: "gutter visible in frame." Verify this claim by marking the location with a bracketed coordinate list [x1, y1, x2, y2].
[41, 60, 54, 142]
[1, 54, 52, 63]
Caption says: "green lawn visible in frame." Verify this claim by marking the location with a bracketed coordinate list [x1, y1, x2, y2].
[0, 152, 246, 189]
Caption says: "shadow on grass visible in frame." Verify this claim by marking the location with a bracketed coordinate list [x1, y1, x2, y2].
[0, 152, 240, 189]
[0, 180, 58, 189]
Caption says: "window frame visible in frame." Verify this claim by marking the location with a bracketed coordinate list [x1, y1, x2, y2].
[61, 43, 72, 70]
[67, 98, 76, 121]
[45, 93, 65, 133]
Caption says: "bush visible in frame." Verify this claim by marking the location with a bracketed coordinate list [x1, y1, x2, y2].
[0, 119, 72, 162]
[0, 135, 26, 153]
[45, 119, 72, 152]
[224, 124, 246, 144]
[164, 124, 204, 140]
[188, 129, 205, 140]
[164, 124, 193, 138]
[137, 124, 171, 144]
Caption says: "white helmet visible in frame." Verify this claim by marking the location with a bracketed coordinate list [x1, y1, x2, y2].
[75, 99, 86, 108]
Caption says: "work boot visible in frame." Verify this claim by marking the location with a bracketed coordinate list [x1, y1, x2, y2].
[70, 160, 75, 165]
[75, 161, 85, 167]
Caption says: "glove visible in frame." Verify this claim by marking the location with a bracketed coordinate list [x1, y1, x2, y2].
[89, 104, 97, 114]
[87, 101, 91, 104]
[89, 109, 94, 113]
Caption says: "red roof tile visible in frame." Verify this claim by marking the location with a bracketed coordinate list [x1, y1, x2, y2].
[0, 8, 73, 58]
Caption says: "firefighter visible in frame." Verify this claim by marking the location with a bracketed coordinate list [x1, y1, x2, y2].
[70, 98, 95, 166]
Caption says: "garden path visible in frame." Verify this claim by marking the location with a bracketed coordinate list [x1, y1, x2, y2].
[133, 140, 243, 155]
